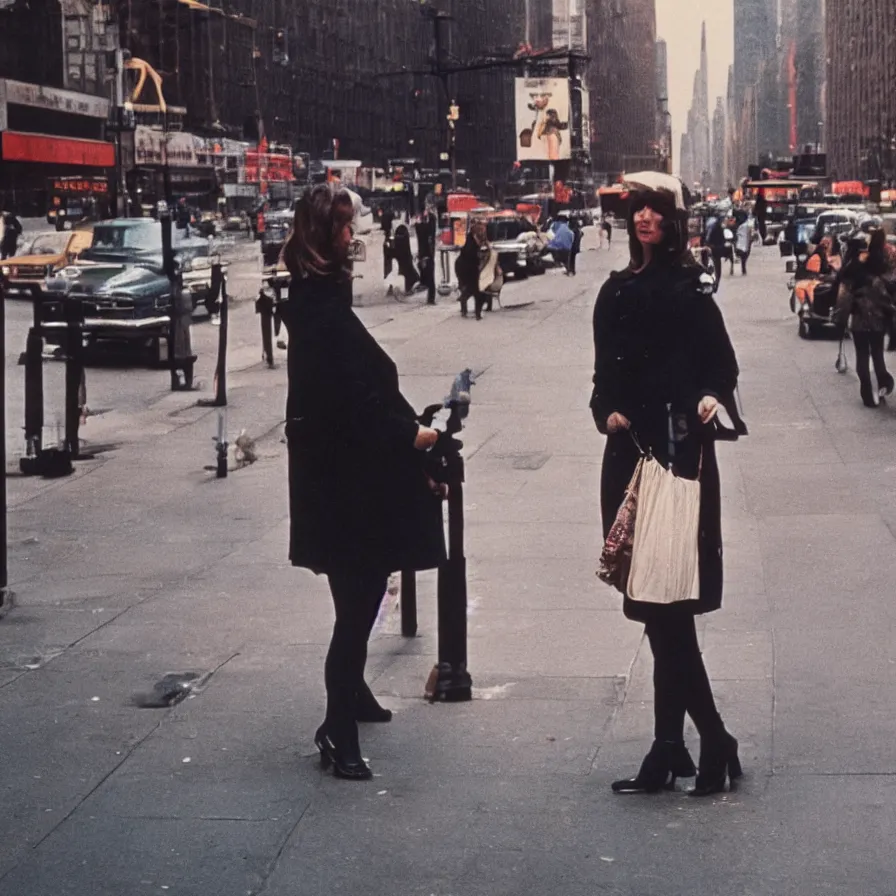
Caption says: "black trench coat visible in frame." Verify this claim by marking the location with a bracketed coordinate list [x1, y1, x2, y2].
[284, 272, 446, 575]
[591, 262, 740, 623]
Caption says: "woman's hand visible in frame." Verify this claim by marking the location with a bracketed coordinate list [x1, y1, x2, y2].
[414, 425, 439, 451]
[698, 395, 720, 424]
[426, 474, 449, 500]
[606, 412, 631, 434]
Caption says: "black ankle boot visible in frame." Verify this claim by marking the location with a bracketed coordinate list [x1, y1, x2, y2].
[690, 731, 742, 797]
[314, 722, 372, 781]
[611, 740, 696, 794]
[356, 682, 392, 723]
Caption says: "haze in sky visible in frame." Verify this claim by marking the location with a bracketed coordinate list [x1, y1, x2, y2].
[656, 0, 734, 175]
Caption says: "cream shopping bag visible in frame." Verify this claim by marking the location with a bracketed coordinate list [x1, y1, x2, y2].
[626, 455, 701, 604]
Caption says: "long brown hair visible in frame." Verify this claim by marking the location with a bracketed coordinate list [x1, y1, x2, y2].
[282, 185, 354, 278]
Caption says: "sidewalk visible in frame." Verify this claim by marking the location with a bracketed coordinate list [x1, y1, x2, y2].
[2, 243, 896, 895]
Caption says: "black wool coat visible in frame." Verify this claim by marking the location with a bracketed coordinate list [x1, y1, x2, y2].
[284, 272, 446, 576]
[591, 262, 740, 622]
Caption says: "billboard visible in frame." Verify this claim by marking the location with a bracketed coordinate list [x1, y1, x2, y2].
[515, 77, 571, 162]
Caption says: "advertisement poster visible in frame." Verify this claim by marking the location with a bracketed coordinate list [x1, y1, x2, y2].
[515, 77, 571, 162]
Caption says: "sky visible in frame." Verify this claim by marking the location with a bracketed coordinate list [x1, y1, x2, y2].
[655, 0, 734, 174]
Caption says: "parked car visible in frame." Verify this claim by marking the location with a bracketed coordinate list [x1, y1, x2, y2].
[42, 220, 222, 363]
[1, 228, 93, 298]
[486, 214, 546, 278]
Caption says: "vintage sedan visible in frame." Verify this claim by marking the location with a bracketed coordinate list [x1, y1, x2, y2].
[0, 228, 93, 298]
[485, 213, 547, 279]
[42, 220, 222, 362]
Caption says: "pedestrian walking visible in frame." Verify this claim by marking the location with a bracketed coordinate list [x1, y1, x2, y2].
[735, 213, 754, 275]
[0, 208, 22, 259]
[706, 215, 728, 291]
[754, 191, 768, 244]
[393, 224, 419, 295]
[834, 229, 896, 407]
[547, 217, 574, 273]
[281, 185, 446, 781]
[175, 197, 191, 236]
[591, 174, 744, 797]
[568, 217, 583, 276]
[455, 218, 498, 319]
[602, 213, 613, 249]
[415, 209, 437, 304]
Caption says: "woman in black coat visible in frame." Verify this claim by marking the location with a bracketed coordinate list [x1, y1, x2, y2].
[591, 180, 743, 797]
[282, 186, 446, 780]
[393, 224, 420, 294]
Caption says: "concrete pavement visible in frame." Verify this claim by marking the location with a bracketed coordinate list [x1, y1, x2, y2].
[2, 237, 896, 895]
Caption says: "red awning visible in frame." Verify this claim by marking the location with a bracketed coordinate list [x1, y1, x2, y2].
[1, 131, 114, 167]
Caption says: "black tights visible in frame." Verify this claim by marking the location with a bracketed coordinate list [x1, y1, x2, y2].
[852, 331, 893, 406]
[645, 614, 724, 744]
[325, 568, 388, 731]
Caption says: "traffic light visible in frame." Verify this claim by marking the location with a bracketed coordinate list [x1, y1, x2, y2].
[273, 28, 289, 67]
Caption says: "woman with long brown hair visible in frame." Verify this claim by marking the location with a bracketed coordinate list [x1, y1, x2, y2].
[592, 173, 744, 797]
[282, 186, 446, 780]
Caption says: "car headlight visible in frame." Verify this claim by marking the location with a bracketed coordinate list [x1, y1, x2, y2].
[1, 266, 9, 276]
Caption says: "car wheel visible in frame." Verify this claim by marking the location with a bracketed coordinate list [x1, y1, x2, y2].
[798, 315, 814, 340]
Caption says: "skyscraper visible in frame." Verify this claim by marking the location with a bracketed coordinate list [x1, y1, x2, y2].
[826, 0, 896, 181]
[733, 0, 777, 110]
[656, 38, 672, 172]
[794, 0, 825, 153]
[680, 22, 710, 188]
[711, 97, 727, 191]
[586, 0, 660, 177]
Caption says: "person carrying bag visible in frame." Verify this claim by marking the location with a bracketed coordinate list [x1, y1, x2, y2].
[591, 172, 746, 798]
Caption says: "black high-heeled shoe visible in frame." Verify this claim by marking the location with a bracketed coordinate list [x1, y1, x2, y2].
[611, 740, 697, 794]
[690, 732, 742, 797]
[356, 682, 392, 723]
[314, 724, 373, 781]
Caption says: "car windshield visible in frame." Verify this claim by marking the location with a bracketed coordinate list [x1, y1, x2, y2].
[487, 220, 530, 241]
[90, 223, 162, 253]
[21, 232, 70, 256]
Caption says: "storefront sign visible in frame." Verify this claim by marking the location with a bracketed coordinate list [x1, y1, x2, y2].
[1, 131, 114, 167]
[223, 183, 257, 198]
[244, 152, 294, 184]
[50, 177, 110, 194]
[134, 126, 204, 167]
[2, 78, 110, 119]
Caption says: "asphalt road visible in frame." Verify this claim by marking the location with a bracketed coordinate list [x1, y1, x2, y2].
[2, 231, 264, 462]
[3, 232, 896, 894]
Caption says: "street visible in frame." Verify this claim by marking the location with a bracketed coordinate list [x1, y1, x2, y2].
[1, 234, 895, 895]
[2, 224, 411, 462]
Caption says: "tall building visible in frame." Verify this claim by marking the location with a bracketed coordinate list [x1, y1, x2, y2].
[0, 0, 119, 214]
[656, 38, 672, 172]
[680, 22, 711, 189]
[711, 97, 727, 191]
[586, 0, 661, 178]
[826, 0, 896, 181]
[731, 0, 780, 165]
[115, 0, 527, 183]
[794, 0, 825, 153]
[733, 0, 777, 111]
